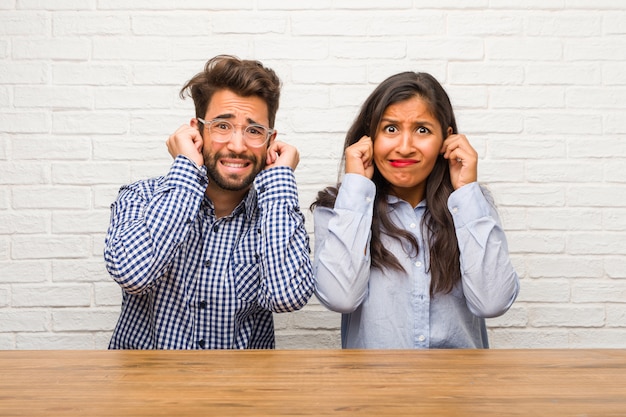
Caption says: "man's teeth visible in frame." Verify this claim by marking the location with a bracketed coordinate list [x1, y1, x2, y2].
[223, 162, 247, 168]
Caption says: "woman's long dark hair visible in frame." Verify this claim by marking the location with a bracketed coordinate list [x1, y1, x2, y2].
[312, 72, 460, 297]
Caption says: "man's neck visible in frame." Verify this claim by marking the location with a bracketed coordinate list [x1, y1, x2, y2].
[205, 183, 249, 219]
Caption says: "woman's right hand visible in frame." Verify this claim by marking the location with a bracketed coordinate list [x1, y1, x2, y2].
[344, 136, 374, 179]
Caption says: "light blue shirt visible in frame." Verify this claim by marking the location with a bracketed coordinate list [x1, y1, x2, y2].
[313, 174, 519, 349]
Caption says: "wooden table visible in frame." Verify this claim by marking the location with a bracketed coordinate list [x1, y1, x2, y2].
[1, 349, 625, 416]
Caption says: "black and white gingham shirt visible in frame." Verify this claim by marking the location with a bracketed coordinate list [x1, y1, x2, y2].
[105, 156, 314, 349]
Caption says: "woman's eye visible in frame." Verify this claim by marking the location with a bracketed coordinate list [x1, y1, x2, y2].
[383, 125, 398, 134]
[416, 126, 430, 134]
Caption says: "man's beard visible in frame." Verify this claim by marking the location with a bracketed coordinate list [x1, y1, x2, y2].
[204, 151, 266, 192]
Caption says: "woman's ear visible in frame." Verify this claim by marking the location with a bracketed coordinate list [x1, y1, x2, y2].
[446, 126, 453, 137]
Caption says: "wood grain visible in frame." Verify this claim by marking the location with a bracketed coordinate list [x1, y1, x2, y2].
[1, 349, 625, 416]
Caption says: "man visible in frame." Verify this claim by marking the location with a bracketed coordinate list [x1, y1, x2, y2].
[104, 55, 314, 349]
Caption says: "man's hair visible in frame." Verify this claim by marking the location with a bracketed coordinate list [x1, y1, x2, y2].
[312, 71, 461, 297]
[180, 55, 281, 127]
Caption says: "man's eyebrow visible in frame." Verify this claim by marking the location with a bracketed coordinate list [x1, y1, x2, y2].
[213, 114, 263, 126]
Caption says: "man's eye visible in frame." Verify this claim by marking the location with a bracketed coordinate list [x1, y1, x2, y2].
[246, 126, 265, 137]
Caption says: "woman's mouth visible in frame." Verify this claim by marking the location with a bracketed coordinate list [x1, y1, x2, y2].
[390, 159, 418, 168]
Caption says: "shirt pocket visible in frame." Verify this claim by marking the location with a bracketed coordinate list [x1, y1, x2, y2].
[232, 247, 261, 303]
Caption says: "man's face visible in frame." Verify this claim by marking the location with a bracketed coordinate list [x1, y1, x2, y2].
[199, 89, 273, 192]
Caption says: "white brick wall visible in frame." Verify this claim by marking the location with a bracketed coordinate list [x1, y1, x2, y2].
[1, 1, 625, 350]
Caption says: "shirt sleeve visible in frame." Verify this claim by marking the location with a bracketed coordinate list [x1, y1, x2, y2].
[313, 174, 376, 313]
[448, 182, 520, 318]
[254, 166, 315, 313]
[104, 156, 207, 294]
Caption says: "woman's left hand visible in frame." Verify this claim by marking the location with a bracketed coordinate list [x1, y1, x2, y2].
[441, 134, 478, 190]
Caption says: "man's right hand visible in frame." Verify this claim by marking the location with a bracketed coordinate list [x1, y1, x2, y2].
[166, 124, 204, 168]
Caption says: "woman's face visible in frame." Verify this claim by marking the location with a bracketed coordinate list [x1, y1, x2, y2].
[373, 95, 447, 206]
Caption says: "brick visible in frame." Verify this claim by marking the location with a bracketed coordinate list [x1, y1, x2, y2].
[530, 305, 605, 327]
[18, 0, 96, 10]
[527, 63, 601, 85]
[292, 63, 367, 85]
[211, 13, 286, 34]
[0, 62, 48, 84]
[527, 208, 602, 231]
[13, 38, 90, 60]
[12, 284, 91, 307]
[605, 257, 626, 279]
[256, 39, 329, 61]
[52, 63, 131, 86]
[448, 12, 523, 36]
[0, 260, 50, 284]
[0, 162, 48, 185]
[506, 231, 565, 254]
[525, 12, 601, 37]
[569, 185, 626, 208]
[52, 308, 119, 331]
[487, 38, 562, 60]
[0, 310, 48, 332]
[53, 111, 129, 135]
[571, 281, 626, 302]
[0, 12, 49, 35]
[489, 184, 565, 207]
[0, 112, 50, 134]
[52, 210, 110, 234]
[53, 13, 129, 36]
[93, 38, 172, 61]
[490, 86, 564, 109]
[568, 329, 626, 348]
[487, 328, 569, 349]
[0, 287, 8, 307]
[13, 187, 91, 209]
[12, 137, 91, 160]
[516, 279, 571, 302]
[0, 212, 48, 234]
[12, 235, 92, 260]
[14, 86, 93, 110]
[16, 333, 96, 349]
[449, 63, 524, 85]
[565, 38, 626, 61]
[53, 259, 110, 283]
[408, 38, 484, 60]
[528, 256, 603, 279]
[94, 282, 121, 306]
[603, 63, 626, 85]
[51, 162, 130, 185]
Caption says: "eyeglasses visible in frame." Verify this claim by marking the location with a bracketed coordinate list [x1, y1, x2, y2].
[197, 118, 274, 148]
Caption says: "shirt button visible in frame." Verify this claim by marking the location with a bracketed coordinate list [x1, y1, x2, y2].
[199, 300, 207, 309]
[418, 335, 426, 342]
[365, 197, 372, 203]
[197, 339, 205, 348]
[213, 225, 218, 232]
[409, 223, 416, 229]
[415, 261, 422, 267]
[204, 260, 211, 267]
[452, 207, 458, 214]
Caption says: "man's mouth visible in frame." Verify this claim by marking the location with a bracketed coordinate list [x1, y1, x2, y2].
[221, 161, 251, 168]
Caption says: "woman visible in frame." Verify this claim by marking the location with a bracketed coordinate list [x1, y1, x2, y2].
[312, 71, 519, 349]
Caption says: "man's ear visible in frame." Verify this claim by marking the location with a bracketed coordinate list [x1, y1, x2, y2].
[190, 118, 199, 128]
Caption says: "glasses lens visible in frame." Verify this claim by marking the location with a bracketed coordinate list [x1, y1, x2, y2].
[208, 120, 233, 141]
[206, 119, 269, 147]
[244, 125, 269, 146]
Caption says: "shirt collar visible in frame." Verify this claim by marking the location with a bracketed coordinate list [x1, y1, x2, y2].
[202, 187, 257, 221]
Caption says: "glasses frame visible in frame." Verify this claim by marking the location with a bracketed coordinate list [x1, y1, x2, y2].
[197, 117, 274, 148]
